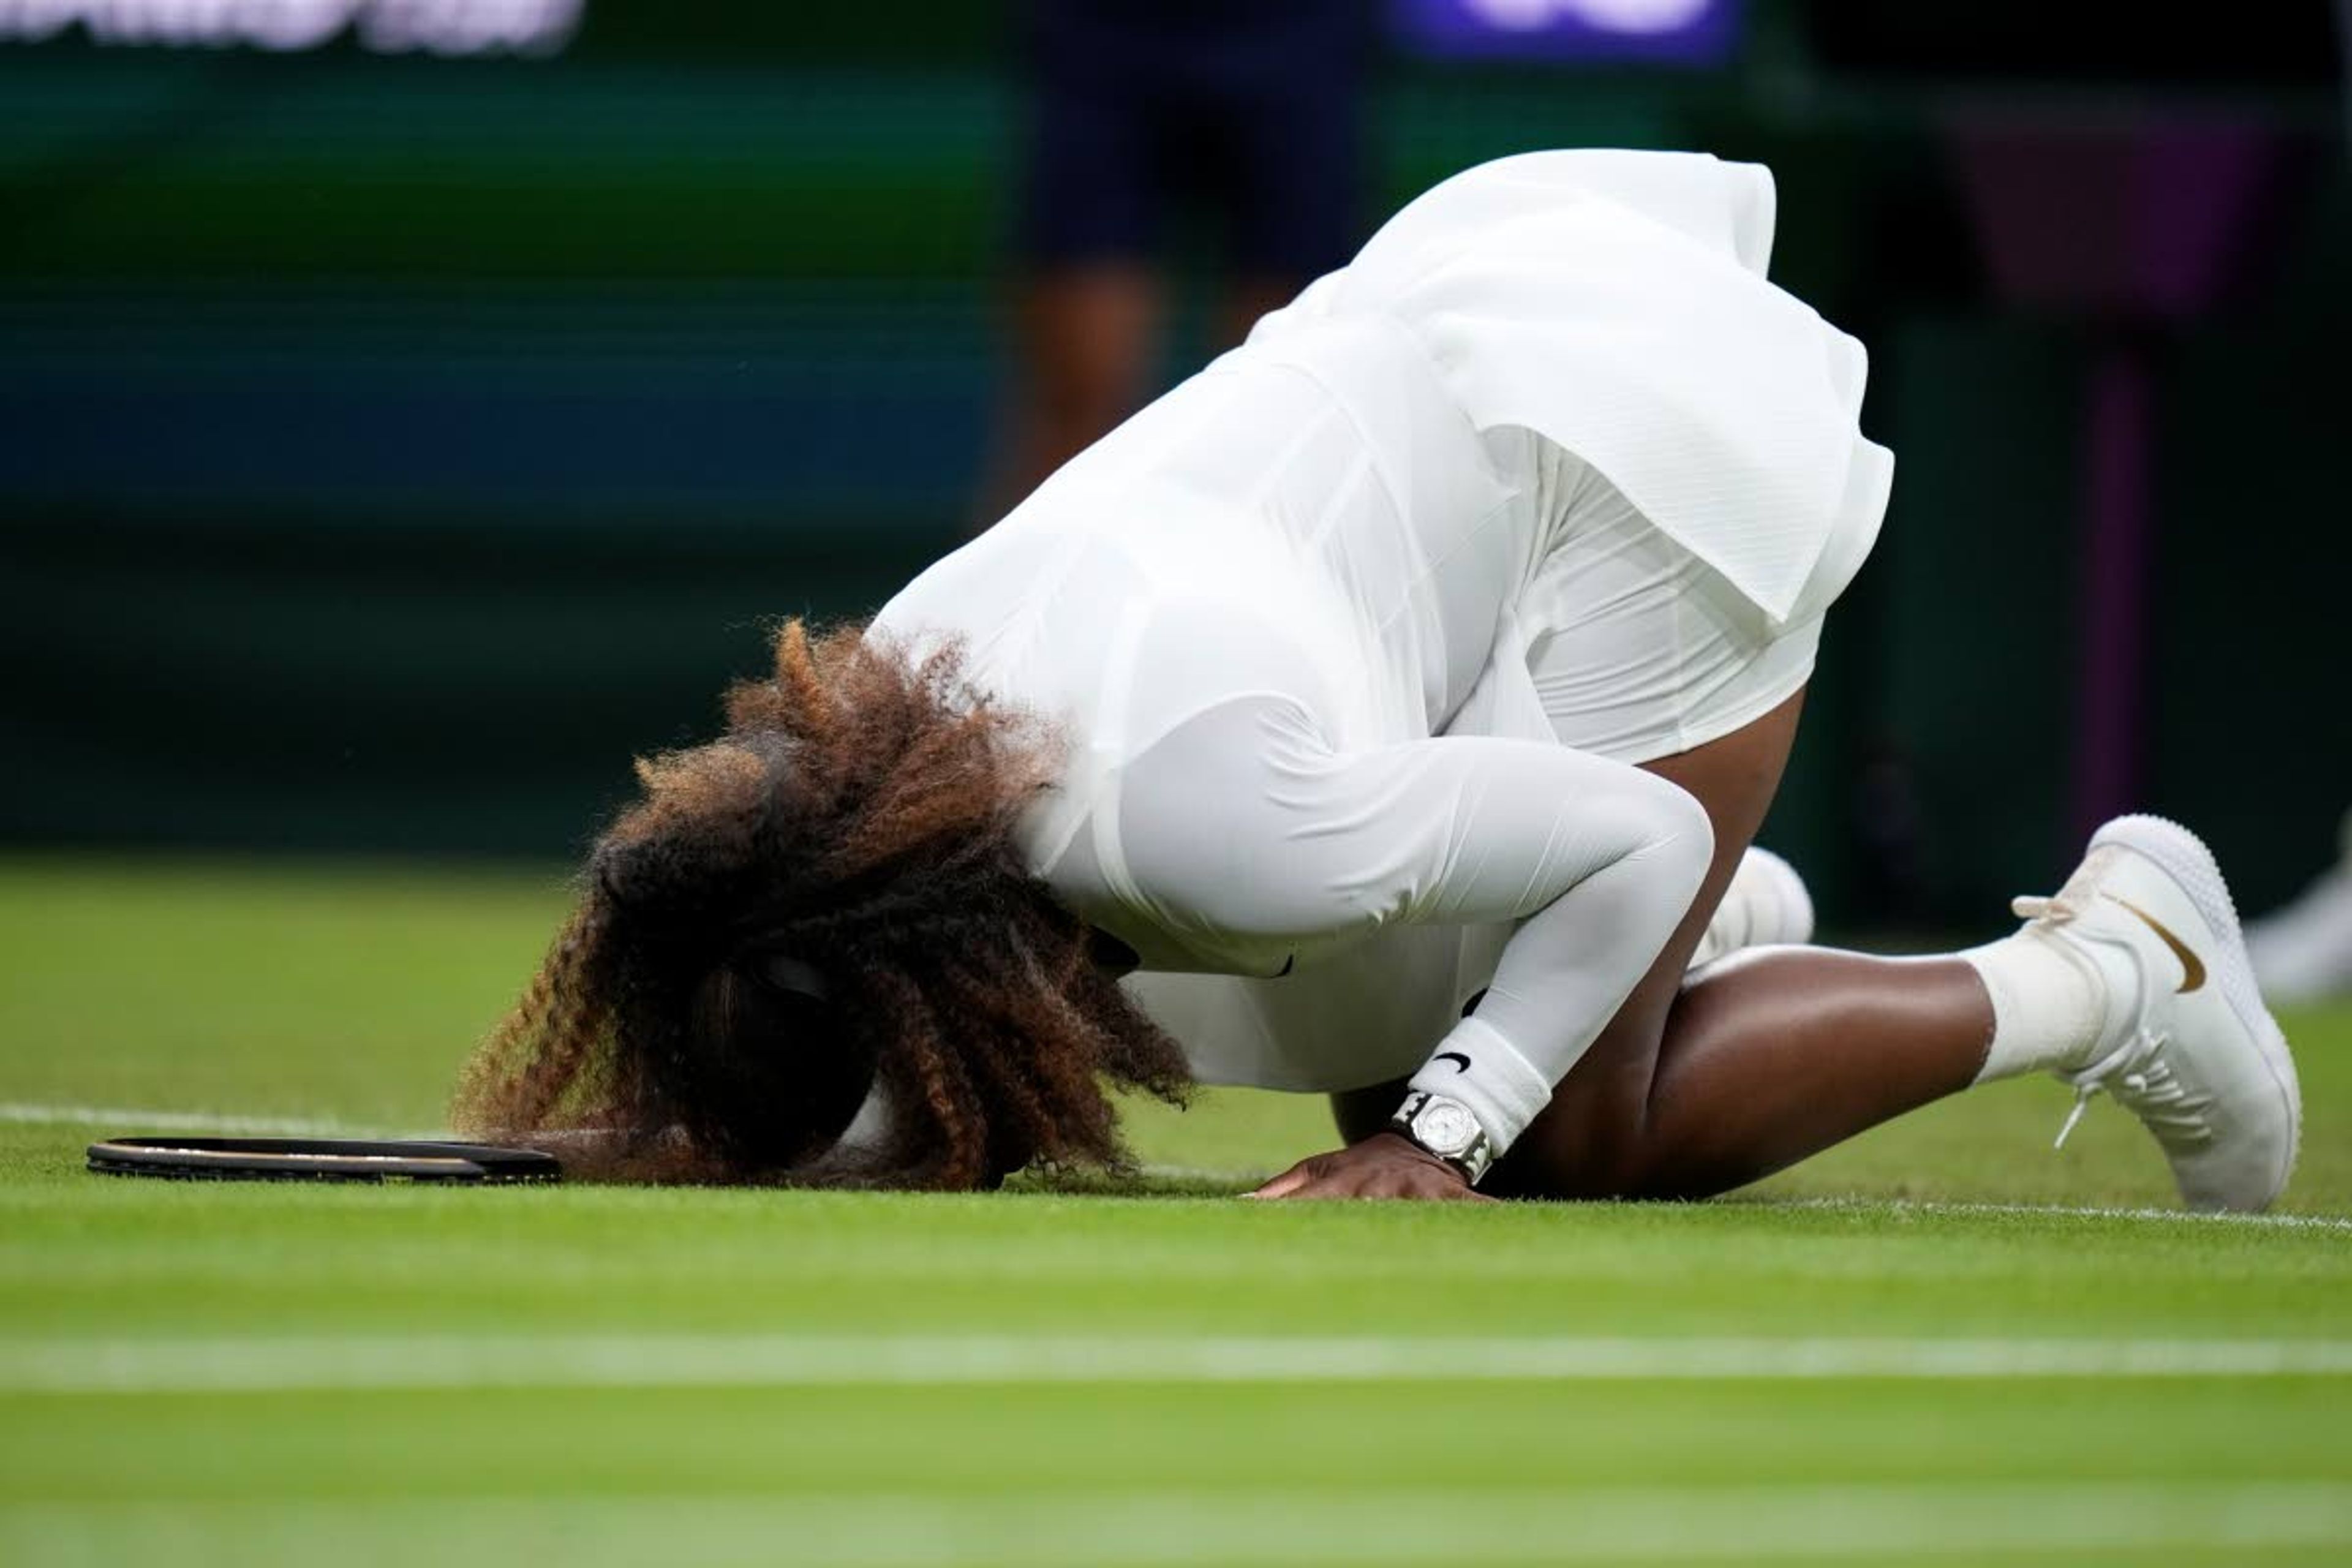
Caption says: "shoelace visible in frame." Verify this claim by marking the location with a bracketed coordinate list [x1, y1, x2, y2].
[2012, 892, 2216, 1151]
[2051, 1028, 2215, 1148]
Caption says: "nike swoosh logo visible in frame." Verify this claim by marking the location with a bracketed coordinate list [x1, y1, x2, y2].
[1433, 1051, 1472, 1073]
[2106, 895, 2207, 993]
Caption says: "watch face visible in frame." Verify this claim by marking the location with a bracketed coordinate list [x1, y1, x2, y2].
[1414, 1101, 1479, 1156]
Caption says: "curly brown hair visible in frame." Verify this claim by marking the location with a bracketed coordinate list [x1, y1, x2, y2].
[451, 620, 1192, 1188]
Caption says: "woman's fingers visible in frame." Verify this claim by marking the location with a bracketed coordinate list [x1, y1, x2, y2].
[1245, 1141, 1498, 1201]
[1246, 1153, 1332, 1199]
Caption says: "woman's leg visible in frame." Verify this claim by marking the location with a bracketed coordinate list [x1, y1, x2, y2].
[1335, 685, 1998, 1198]
[1501, 947, 1992, 1199]
[1499, 685, 2001, 1197]
[990, 265, 1163, 517]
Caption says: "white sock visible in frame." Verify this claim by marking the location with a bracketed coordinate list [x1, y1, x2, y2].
[1961, 925, 2135, 1082]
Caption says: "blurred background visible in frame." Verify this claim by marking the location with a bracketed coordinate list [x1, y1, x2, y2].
[2, 0, 2345, 930]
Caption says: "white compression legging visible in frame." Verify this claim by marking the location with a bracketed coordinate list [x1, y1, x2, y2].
[1061, 694, 1717, 1147]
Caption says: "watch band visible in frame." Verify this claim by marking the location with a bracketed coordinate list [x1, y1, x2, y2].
[1389, 1089, 1497, 1186]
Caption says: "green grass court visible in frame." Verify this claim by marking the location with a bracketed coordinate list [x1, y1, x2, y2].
[3, 857, 2348, 1566]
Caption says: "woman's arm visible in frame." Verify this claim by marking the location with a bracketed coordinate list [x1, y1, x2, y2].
[1113, 695, 1714, 1193]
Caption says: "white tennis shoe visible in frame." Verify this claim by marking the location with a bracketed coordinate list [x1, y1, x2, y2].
[2015, 815, 2301, 1212]
[1687, 846, 1815, 972]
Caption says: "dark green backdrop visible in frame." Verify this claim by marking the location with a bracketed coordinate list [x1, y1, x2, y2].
[3, 3, 2346, 922]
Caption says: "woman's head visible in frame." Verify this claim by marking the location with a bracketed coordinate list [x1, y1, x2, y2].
[452, 621, 1190, 1187]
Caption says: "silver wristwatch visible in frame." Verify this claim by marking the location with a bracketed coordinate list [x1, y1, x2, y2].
[1389, 1090, 1496, 1185]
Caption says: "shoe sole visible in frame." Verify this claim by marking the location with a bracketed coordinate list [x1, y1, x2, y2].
[2090, 813, 2303, 1208]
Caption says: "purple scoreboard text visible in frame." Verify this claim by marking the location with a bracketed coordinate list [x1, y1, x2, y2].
[1391, 0, 1743, 66]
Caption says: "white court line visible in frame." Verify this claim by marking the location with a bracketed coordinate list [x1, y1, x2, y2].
[6, 1333, 2351, 1395]
[0, 1102, 404, 1138]
[7, 1483, 2352, 1565]
[1152, 1181, 2352, 1230]
[1771, 1194, 2352, 1233]
[9, 1100, 2351, 1230]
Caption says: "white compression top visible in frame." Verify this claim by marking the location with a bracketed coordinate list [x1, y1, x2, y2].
[869, 150, 1891, 1154]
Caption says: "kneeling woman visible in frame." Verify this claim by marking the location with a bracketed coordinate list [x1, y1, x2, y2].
[454, 151, 2299, 1210]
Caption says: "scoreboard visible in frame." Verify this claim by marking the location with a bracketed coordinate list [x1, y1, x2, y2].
[0, 0, 580, 55]
[1391, 0, 1740, 66]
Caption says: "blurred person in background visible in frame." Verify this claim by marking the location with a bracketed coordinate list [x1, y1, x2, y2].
[458, 151, 2299, 1215]
[2250, 810, 2352, 1004]
[986, 0, 1372, 515]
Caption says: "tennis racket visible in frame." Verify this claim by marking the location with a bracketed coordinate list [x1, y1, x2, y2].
[86, 1136, 561, 1184]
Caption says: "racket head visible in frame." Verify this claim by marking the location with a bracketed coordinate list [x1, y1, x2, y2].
[86, 1136, 562, 1184]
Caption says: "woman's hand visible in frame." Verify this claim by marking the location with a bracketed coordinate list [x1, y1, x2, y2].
[1247, 1131, 1497, 1202]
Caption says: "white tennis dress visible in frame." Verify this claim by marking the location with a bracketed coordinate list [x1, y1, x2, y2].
[870, 150, 1891, 1155]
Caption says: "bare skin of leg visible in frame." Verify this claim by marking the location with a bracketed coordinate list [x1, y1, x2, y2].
[988, 269, 1307, 525]
[1215, 275, 1299, 351]
[1333, 685, 1997, 1199]
[990, 264, 1163, 519]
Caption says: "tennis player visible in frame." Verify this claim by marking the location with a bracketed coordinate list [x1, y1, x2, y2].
[456, 151, 2299, 1210]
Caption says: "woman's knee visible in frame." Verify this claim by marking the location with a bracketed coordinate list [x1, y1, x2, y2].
[1622, 771, 1716, 913]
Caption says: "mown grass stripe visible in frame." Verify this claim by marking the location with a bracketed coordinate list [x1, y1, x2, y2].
[11, 1099, 2352, 1230]
[6, 1482, 2351, 1564]
[7, 1333, 2351, 1393]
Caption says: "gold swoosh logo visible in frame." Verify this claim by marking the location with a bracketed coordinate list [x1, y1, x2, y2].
[2107, 895, 2207, 994]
